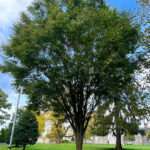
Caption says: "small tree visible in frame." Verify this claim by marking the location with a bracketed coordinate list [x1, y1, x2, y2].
[13, 110, 38, 150]
[0, 128, 9, 143]
[94, 84, 150, 150]
[0, 89, 11, 125]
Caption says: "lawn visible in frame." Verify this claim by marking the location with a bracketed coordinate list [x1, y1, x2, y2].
[0, 144, 150, 150]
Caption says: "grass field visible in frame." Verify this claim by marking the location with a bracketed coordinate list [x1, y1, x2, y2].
[0, 144, 150, 150]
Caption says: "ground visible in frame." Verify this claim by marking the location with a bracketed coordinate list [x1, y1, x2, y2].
[0, 144, 150, 150]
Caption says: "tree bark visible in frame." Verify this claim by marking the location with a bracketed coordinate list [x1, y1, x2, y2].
[115, 128, 122, 150]
[114, 98, 122, 150]
[75, 132, 84, 150]
[23, 145, 26, 150]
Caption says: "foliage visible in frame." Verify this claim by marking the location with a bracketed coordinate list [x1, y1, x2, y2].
[137, 0, 150, 80]
[138, 0, 150, 6]
[13, 110, 38, 150]
[36, 111, 68, 143]
[138, 129, 145, 136]
[62, 139, 71, 143]
[0, 128, 9, 143]
[92, 107, 111, 136]
[46, 112, 67, 144]
[84, 115, 95, 140]
[0, 89, 11, 125]
[36, 114, 45, 134]
[124, 134, 135, 141]
[146, 130, 150, 139]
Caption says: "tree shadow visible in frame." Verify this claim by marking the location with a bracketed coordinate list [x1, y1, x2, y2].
[123, 149, 140, 150]
[92, 148, 114, 150]
[93, 148, 140, 150]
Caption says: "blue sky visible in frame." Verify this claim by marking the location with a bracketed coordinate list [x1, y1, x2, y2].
[0, 0, 34, 108]
[0, 0, 140, 108]
[106, 0, 139, 11]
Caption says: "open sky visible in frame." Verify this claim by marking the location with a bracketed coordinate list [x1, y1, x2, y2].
[0, 0, 141, 108]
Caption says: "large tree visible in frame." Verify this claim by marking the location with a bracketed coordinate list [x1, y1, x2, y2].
[0, 89, 11, 125]
[1, 0, 139, 150]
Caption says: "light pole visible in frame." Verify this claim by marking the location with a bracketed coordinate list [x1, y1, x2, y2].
[8, 88, 22, 150]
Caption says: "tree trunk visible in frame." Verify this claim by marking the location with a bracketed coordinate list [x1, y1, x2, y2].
[114, 98, 122, 150]
[23, 145, 26, 150]
[75, 132, 84, 150]
[56, 135, 61, 144]
[115, 128, 122, 150]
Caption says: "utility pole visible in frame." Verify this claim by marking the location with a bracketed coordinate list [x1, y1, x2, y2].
[8, 88, 22, 150]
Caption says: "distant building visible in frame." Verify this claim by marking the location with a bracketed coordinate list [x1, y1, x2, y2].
[37, 112, 73, 144]
[37, 112, 150, 144]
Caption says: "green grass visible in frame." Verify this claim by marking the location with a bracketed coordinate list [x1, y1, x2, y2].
[0, 144, 150, 150]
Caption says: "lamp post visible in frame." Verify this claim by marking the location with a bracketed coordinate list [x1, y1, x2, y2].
[8, 88, 22, 150]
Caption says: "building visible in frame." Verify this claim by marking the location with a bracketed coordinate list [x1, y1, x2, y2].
[37, 112, 150, 144]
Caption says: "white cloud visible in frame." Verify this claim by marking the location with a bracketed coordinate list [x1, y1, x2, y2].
[0, 0, 34, 25]
[0, 0, 34, 45]
[0, 0, 34, 112]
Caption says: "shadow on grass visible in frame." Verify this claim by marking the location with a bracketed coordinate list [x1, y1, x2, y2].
[123, 149, 141, 150]
[99, 148, 115, 150]
[92, 148, 114, 150]
[93, 148, 140, 150]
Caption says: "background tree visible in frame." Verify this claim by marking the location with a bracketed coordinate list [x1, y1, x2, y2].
[91, 104, 111, 137]
[138, 0, 150, 7]
[93, 84, 150, 150]
[84, 115, 95, 140]
[138, 129, 146, 136]
[0, 127, 9, 143]
[13, 110, 38, 150]
[1, 0, 139, 150]
[36, 113, 45, 135]
[0, 89, 11, 125]
[36, 111, 70, 143]
[146, 130, 150, 140]
[47, 112, 67, 144]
